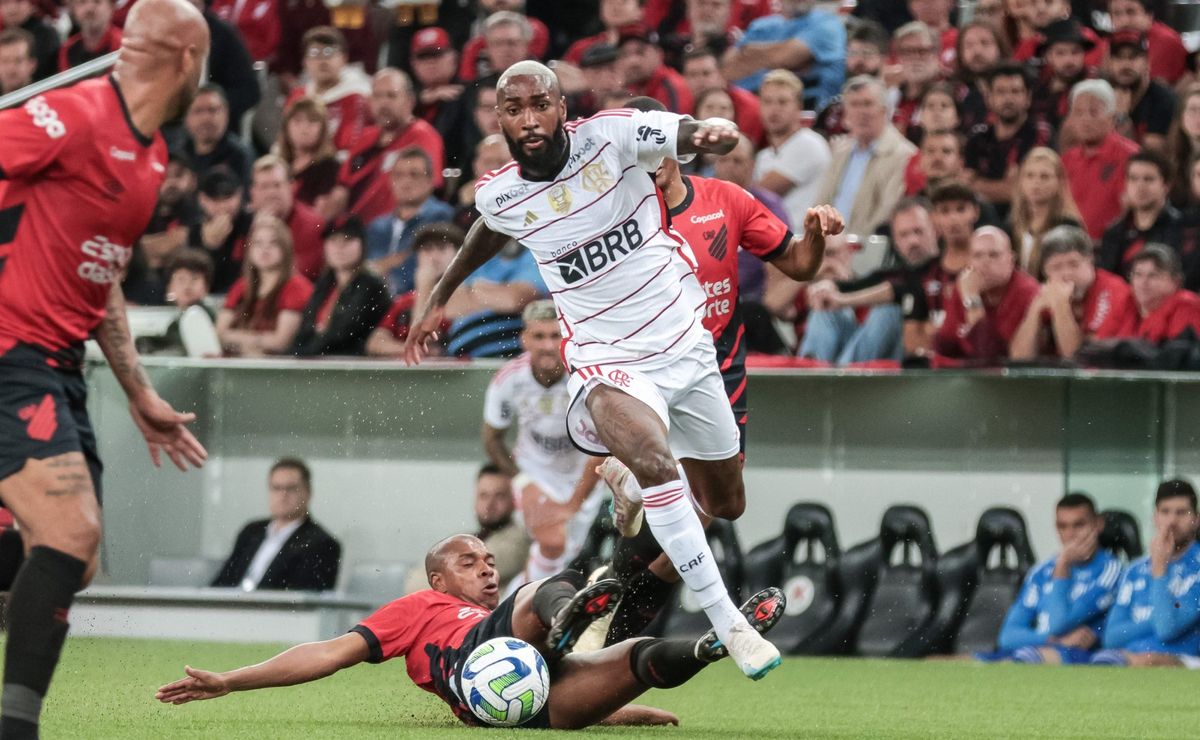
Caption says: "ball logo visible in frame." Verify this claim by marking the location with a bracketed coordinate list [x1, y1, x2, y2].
[24, 96, 65, 139]
[783, 575, 815, 616]
[606, 369, 632, 388]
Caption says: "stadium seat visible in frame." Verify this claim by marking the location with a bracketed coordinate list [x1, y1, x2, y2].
[743, 503, 848, 655]
[853, 505, 941, 658]
[1099, 510, 1144, 561]
[342, 561, 411, 601]
[651, 519, 744, 639]
[923, 508, 1036, 655]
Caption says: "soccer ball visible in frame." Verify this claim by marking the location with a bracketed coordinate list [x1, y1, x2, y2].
[459, 637, 551, 727]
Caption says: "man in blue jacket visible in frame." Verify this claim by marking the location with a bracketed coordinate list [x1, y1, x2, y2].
[1092, 479, 1200, 666]
[978, 493, 1121, 663]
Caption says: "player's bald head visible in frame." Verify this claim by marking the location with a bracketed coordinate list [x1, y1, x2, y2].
[497, 60, 561, 100]
[424, 534, 486, 579]
[121, 0, 208, 65]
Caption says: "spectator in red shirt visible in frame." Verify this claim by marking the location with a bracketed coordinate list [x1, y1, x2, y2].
[1010, 225, 1135, 360]
[460, 10, 543, 83]
[366, 222, 462, 358]
[1030, 18, 1094, 134]
[285, 26, 371, 156]
[891, 22, 943, 143]
[936, 226, 1040, 363]
[0, 27, 35, 95]
[616, 23, 694, 114]
[249, 155, 326, 281]
[275, 96, 339, 212]
[1108, 0, 1187, 85]
[59, 0, 121, 72]
[905, 127, 964, 197]
[682, 47, 765, 145]
[1097, 150, 1183, 279]
[1118, 243, 1200, 343]
[1014, 0, 1105, 69]
[328, 68, 446, 224]
[563, 0, 643, 66]
[216, 214, 314, 357]
[209, 0, 278, 63]
[1062, 79, 1140, 239]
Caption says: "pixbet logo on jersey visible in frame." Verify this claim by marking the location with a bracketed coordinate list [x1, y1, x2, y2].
[77, 235, 132, 285]
[555, 219, 645, 284]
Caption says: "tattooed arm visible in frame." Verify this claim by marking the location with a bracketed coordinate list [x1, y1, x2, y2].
[95, 284, 208, 470]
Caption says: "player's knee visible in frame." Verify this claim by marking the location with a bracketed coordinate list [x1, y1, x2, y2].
[39, 510, 102, 563]
[708, 491, 745, 521]
[629, 450, 677, 488]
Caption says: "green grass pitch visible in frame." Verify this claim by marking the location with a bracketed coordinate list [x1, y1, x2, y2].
[19, 637, 1200, 738]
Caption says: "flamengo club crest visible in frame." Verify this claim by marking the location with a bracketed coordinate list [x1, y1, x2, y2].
[548, 183, 573, 214]
[580, 162, 615, 193]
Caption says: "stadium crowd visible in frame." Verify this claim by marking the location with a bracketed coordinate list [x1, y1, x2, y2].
[8, 0, 1200, 367]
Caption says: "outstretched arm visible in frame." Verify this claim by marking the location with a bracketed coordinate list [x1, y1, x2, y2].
[769, 206, 844, 282]
[677, 117, 741, 158]
[405, 218, 512, 364]
[156, 633, 369, 705]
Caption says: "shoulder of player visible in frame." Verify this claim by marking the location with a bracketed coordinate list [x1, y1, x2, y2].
[490, 352, 532, 385]
[563, 108, 638, 134]
[474, 161, 522, 203]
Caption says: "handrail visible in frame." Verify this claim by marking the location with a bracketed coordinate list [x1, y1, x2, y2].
[0, 50, 119, 110]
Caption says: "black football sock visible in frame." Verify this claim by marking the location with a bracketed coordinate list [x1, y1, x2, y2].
[611, 520, 664, 582]
[629, 638, 709, 689]
[1, 546, 86, 739]
[603, 570, 675, 647]
[531, 569, 587, 626]
[0, 528, 24, 592]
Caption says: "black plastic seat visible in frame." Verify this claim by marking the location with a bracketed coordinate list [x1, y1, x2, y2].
[652, 519, 744, 638]
[1099, 510, 1143, 561]
[853, 505, 940, 658]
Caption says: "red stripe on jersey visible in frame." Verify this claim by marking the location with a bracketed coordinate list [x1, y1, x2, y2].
[536, 192, 656, 266]
[564, 110, 634, 131]
[574, 261, 673, 325]
[574, 285, 685, 348]
[520, 164, 636, 240]
[477, 161, 518, 186]
[720, 324, 745, 372]
[727, 375, 747, 405]
[583, 310, 699, 366]
[494, 143, 613, 215]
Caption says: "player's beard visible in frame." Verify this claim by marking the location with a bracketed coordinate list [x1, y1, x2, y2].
[504, 121, 569, 180]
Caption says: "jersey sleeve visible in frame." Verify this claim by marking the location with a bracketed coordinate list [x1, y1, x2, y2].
[1100, 564, 1141, 649]
[1150, 564, 1200, 642]
[612, 109, 691, 172]
[1042, 557, 1122, 636]
[0, 90, 86, 180]
[482, 369, 514, 429]
[350, 595, 422, 664]
[728, 184, 792, 261]
[278, 276, 315, 313]
[996, 566, 1046, 651]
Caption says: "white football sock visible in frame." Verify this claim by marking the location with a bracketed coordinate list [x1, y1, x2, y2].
[640, 478, 745, 644]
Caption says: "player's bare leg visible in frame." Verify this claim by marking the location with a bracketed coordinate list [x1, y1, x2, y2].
[585, 385, 780, 679]
[0, 453, 101, 738]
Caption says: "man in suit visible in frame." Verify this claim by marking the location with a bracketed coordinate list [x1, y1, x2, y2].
[211, 458, 341, 591]
[813, 75, 917, 240]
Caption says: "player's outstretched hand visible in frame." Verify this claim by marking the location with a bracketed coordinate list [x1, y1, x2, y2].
[803, 205, 845, 238]
[691, 117, 739, 149]
[155, 666, 230, 704]
[403, 304, 447, 366]
[129, 393, 208, 471]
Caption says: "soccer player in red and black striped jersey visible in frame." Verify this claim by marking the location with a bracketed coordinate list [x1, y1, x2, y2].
[0, 1, 209, 735]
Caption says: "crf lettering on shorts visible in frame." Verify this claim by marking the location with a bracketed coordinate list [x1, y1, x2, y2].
[555, 219, 645, 284]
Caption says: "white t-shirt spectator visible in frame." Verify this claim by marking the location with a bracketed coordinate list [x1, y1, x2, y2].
[753, 128, 832, 232]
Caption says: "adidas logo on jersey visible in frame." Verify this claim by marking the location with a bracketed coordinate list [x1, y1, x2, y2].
[554, 219, 645, 284]
[524, 210, 539, 226]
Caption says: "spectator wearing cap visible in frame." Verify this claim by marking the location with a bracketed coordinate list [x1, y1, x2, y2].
[814, 19, 889, 139]
[753, 69, 830, 230]
[444, 240, 548, 359]
[890, 22, 943, 143]
[249, 155, 327, 281]
[183, 84, 256, 189]
[936, 227, 1040, 364]
[460, 10, 546, 83]
[59, 0, 120, 72]
[953, 21, 1006, 132]
[456, 134, 513, 227]
[364, 147, 455, 296]
[0, 28, 36, 95]
[292, 215, 390, 356]
[1116, 244, 1200, 343]
[683, 47, 765, 146]
[1012, 0, 1104, 69]
[0, 0, 58, 81]
[963, 63, 1052, 212]
[813, 75, 916, 240]
[1030, 18, 1096, 134]
[566, 43, 623, 121]
[366, 223, 463, 358]
[274, 96, 340, 212]
[328, 68, 446, 225]
[188, 166, 253, 294]
[1010, 225, 1135, 361]
[1097, 151, 1182, 279]
[1106, 30, 1175, 154]
[562, 0, 643, 67]
[722, 0, 845, 110]
[216, 214, 314, 357]
[284, 26, 371, 155]
[410, 26, 471, 167]
[616, 23, 693, 114]
[1063, 79, 1141, 239]
[209, 0, 278, 63]
[1109, 0, 1187, 86]
[124, 152, 202, 305]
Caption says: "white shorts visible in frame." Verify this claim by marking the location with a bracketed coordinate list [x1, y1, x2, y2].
[565, 339, 741, 461]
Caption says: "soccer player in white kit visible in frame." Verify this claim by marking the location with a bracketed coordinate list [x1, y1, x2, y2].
[406, 61, 818, 679]
[483, 300, 605, 591]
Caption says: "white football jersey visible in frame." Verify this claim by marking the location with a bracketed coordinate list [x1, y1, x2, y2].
[483, 354, 587, 500]
[475, 109, 708, 371]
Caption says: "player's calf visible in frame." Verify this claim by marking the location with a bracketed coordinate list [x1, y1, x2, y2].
[681, 456, 745, 521]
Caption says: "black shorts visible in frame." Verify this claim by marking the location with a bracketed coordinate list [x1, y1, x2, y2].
[714, 324, 748, 455]
[0, 343, 103, 502]
[426, 586, 552, 730]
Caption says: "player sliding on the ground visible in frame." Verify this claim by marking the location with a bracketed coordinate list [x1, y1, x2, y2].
[0, 1, 209, 737]
[406, 59, 814, 681]
[156, 534, 786, 729]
